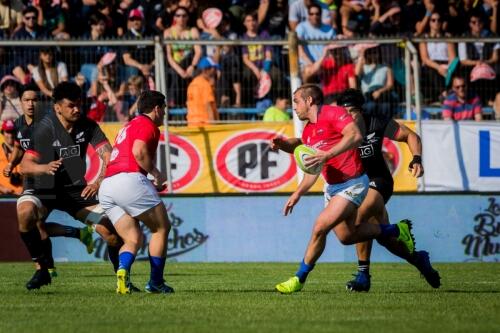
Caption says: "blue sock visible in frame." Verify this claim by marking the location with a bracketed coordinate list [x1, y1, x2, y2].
[118, 251, 135, 272]
[379, 224, 400, 238]
[295, 259, 315, 283]
[149, 255, 166, 285]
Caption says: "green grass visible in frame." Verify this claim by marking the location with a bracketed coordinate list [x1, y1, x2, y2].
[0, 262, 499, 333]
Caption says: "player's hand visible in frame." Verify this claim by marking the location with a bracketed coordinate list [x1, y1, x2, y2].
[81, 183, 99, 199]
[409, 163, 424, 178]
[3, 163, 12, 177]
[45, 159, 62, 175]
[270, 137, 285, 151]
[283, 191, 301, 216]
[304, 150, 330, 168]
[153, 172, 167, 192]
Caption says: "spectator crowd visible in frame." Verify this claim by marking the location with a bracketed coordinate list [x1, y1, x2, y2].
[0, 0, 499, 125]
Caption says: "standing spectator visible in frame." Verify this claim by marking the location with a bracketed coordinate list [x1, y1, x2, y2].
[296, 3, 336, 83]
[186, 57, 218, 126]
[458, 11, 500, 105]
[11, 6, 49, 85]
[419, 11, 457, 103]
[32, 47, 69, 98]
[0, 75, 23, 121]
[442, 75, 483, 121]
[263, 96, 290, 122]
[289, 0, 333, 31]
[355, 44, 397, 117]
[163, 5, 202, 107]
[0, 119, 22, 195]
[0, 0, 23, 37]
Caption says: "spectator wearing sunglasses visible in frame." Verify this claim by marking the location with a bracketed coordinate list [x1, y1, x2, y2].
[442, 75, 483, 121]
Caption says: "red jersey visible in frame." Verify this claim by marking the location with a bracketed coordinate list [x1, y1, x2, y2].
[320, 59, 355, 97]
[302, 105, 363, 184]
[105, 115, 160, 177]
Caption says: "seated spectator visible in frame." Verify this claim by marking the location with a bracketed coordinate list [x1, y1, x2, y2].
[164, 6, 202, 107]
[259, 0, 288, 37]
[122, 8, 155, 82]
[296, 3, 336, 82]
[0, 75, 23, 121]
[263, 96, 290, 122]
[339, 0, 371, 35]
[11, 6, 49, 85]
[36, 0, 70, 39]
[186, 57, 219, 126]
[400, 0, 425, 35]
[87, 71, 119, 123]
[369, 0, 401, 36]
[355, 44, 397, 117]
[442, 75, 482, 121]
[96, 0, 126, 37]
[289, 0, 333, 31]
[32, 47, 68, 98]
[156, 0, 178, 32]
[418, 11, 457, 103]
[123, 75, 145, 120]
[414, 0, 449, 36]
[458, 10, 500, 104]
[0, 0, 23, 37]
[0, 120, 22, 195]
[319, 44, 356, 104]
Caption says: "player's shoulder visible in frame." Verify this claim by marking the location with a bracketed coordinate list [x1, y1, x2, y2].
[321, 105, 351, 121]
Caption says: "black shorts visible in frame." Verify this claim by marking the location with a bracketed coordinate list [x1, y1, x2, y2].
[368, 176, 394, 204]
[23, 186, 98, 219]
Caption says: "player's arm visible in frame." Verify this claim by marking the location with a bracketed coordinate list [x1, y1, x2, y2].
[3, 142, 24, 177]
[20, 152, 62, 176]
[132, 139, 165, 191]
[269, 137, 303, 153]
[385, 119, 423, 177]
[81, 141, 112, 199]
[305, 122, 362, 168]
[283, 173, 319, 216]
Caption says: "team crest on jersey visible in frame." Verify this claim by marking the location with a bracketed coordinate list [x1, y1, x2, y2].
[75, 131, 85, 143]
[52, 140, 62, 147]
[59, 145, 80, 159]
[20, 139, 30, 150]
[365, 132, 379, 144]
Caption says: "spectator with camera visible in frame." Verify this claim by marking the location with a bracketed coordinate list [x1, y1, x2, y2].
[0, 119, 22, 195]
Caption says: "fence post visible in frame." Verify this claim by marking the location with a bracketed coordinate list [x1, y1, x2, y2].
[155, 36, 173, 193]
[404, 41, 411, 120]
[288, 31, 304, 183]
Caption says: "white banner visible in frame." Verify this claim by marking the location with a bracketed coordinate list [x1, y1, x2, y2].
[422, 120, 500, 191]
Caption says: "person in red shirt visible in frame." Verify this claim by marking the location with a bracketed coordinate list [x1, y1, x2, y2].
[99, 90, 174, 295]
[270, 84, 415, 294]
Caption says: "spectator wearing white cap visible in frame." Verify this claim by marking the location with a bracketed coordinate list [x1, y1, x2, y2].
[0, 75, 23, 121]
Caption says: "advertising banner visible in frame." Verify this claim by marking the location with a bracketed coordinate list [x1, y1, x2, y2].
[422, 121, 500, 191]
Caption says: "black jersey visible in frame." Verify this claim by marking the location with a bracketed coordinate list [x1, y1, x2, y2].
[14, 115, 36, 190]
[26, 112, 108, 190]
[358, 114, 399, 180]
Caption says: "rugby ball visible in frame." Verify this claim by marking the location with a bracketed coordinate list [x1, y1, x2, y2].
[294, 145, 323, 175]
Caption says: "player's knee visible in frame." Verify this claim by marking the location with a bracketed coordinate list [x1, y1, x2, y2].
[337, 232, 355, 245]
[17, 204, 38, 231]
[311, 224, 329, 239]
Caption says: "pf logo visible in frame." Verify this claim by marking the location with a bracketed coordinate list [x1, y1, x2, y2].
[382, 138, 401, 175]
[156, 133, 201, 191]
[215, 131, 295, 191]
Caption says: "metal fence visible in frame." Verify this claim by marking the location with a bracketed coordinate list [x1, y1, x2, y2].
[0, 37, 499, 125]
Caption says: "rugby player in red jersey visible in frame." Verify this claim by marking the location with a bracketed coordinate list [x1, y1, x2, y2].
[271, 84, 415, 294]
[99, 90, 173, 294]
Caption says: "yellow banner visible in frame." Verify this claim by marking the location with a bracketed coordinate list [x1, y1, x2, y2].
[98, 121, 418, 193]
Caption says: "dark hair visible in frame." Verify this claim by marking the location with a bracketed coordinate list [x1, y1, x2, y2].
[337, 89, 365, 108]
[22, 6, 38, 17]
[89, 12, 107, 26]
[307, 3, 322, 14]
[20, 83, 40, 98]
[295, 84, 323, 105]
[137, 90, 166, 114]
[53, 82, 82, 103]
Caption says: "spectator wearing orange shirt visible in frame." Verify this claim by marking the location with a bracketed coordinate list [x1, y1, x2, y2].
[0, 119, 22, 195]
[186, 57, 219, 126]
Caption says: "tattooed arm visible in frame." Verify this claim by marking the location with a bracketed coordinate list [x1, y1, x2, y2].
[81, 142, 112, 199]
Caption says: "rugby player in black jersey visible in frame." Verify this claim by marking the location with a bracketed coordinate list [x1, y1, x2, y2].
[337, 89, 441, 291]
[4, 85, 95, 278]
[17, 82, 122, 290]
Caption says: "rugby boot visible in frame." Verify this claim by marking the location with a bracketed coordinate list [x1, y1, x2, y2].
[413, 250, 441, 288]
[275, 276, 303, 294]
[26, 268, 51, 290]
[346, 271, 371, 292]
[116, 268, 131, 294]
[129, 282, 141, 292]
[80, 225, 94, 254]
[145, 280, 175, 294]
[48, 268, 58, 278]
[396, 219, 416, 254]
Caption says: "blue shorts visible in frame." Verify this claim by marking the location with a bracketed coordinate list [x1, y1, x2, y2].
[324, 174, 370, 207]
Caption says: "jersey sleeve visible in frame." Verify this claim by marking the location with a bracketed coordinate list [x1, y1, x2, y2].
[88, 120, 109, 149]
[133, 121, 156, 144]
[26, 120, 53, 159]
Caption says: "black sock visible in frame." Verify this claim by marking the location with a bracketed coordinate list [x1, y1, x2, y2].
[20, 229, 46, 268]
[45, 222, 80, 239]
[41, 238, 55, 269]
[358, 260, 370, 274]
[107, 245, 120, 273]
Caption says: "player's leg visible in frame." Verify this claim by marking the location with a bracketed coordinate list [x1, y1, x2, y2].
[16, 195, 51, 290]
[44, 222, 95, 254]
[136, 202, 173, 294]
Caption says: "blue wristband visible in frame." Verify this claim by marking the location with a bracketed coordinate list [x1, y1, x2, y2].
[263, 60, 272, 73]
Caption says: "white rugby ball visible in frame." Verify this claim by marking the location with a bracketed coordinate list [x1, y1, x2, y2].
[294, 144, 323, 175]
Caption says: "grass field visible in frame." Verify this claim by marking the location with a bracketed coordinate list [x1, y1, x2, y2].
[0, 262, 499, 333]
